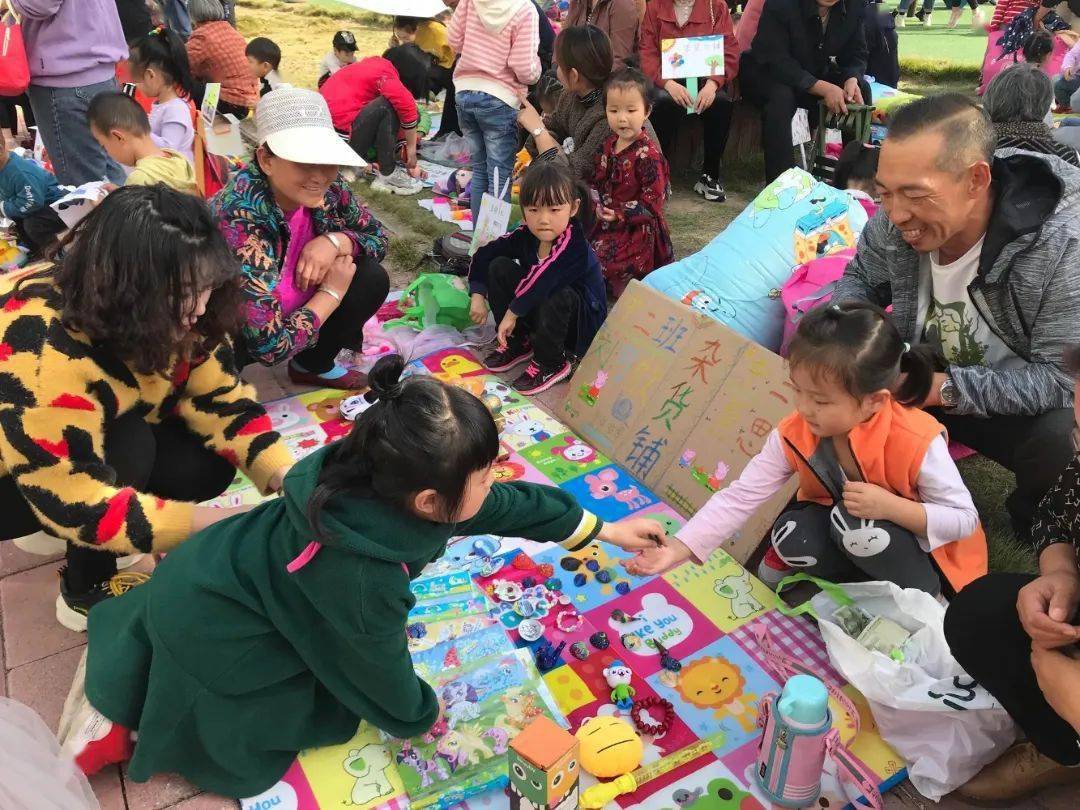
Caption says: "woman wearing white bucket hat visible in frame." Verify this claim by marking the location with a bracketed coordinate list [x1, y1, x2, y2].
[211, 87, 390, 390]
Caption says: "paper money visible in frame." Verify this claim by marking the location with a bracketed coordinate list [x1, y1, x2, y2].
[857, 616, 912, 657]
[834, 604, 872, 637]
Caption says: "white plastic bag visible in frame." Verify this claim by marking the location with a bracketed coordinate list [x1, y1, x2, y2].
[0, 696, 99, 809]
[807, 579, 1017, 800]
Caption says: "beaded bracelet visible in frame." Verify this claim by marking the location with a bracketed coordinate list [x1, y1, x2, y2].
[630, 697, 674, 737]
[555, 608, 583, 633]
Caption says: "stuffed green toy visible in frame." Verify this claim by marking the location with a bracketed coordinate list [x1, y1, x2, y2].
[385, 273, 474, 331]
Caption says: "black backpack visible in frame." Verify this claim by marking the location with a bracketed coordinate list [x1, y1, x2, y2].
[415, 232, 473, 277]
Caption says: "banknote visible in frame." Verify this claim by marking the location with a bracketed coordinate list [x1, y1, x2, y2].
[833, 604, 873, 637]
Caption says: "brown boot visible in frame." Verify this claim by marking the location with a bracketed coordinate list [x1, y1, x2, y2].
[957, 742, 1080, 803]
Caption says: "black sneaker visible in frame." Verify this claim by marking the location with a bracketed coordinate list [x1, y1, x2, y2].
[484, 343, 533, 373]
[693, 173, 727, 202]
[56, 568, 150, 632]
[513, 359, 573, 395]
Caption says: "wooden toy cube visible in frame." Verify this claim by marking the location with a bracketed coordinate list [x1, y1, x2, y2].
[508, 716, 580, 809]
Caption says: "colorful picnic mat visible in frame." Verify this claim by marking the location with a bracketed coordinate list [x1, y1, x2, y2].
[226, 347, 906, 810]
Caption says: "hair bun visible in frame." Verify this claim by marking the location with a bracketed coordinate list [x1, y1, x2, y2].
[367, 354, 406, 402]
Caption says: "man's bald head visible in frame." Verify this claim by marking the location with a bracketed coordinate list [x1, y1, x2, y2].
[886, 93, 995, 173]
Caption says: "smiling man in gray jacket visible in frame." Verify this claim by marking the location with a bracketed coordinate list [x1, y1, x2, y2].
[836, 93, 1080, 543]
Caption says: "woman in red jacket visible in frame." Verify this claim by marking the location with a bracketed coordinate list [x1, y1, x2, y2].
[639, 0, 739, 202]
[320, 46, 430, 195]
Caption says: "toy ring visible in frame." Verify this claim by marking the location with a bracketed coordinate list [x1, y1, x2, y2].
[472, 536, 501, 557]
[555, 609, 583, 633]
[630, 697, 674, 737]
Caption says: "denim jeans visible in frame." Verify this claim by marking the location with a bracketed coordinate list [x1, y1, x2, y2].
[27, 78, 126, 187]
[897, 0, 934, 14]
[456, 90, 519, 222]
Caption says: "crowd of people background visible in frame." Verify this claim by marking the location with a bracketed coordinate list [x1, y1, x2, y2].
[3, 0, 1080, 804]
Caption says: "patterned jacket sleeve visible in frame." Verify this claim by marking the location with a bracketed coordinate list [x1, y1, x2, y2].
[215, 208, 321, 366]
[170, 343, 293, 494]
[1030, 455, 1080, 557]
[616, 147, 669, 227]
[0, 359, 193, 555]
[322, 180, 388, 263]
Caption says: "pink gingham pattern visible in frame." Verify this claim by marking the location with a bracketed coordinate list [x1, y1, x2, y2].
[728, 609, 846, 691]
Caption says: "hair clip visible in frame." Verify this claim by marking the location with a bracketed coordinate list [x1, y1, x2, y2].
[902, 342, 911, 353]
[830, 303, 842, 312]
[148, 24, 165, 36]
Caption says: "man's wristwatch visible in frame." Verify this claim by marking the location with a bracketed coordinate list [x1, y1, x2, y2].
[940, 375, 959, 408]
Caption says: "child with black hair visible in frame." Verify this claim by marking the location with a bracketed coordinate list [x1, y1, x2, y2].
[89, 92, 198, 194]
[469, 161, 607, 394]
[318, 30, 359, 88]
[590, 67, 673, 298]
[628, 302, 988, 598]
[246, 36, 284, 98]
[0, 137, 66, 258]
[1022, 29, 1055, 70]
[129, 27, 198, 164]
[62, 353, 664, 795]
[833, 141, 880, 219]
[390, 15, 456, 74]
[536, 70, 564, 118]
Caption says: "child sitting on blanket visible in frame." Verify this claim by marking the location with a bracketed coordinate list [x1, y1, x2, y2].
[468, 161, 607, 395]
[128, 26, 198, 164]
[63, 354, 663, 796]
[88, 92, 198, 195]
[589, 68, 674, 298]
[626, 303, 988, 597]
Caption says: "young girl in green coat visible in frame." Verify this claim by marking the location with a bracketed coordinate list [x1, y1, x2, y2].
[62, 355, 664, 798]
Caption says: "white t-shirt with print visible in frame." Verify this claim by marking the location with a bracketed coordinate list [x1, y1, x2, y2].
[914, 236, 1023, 370]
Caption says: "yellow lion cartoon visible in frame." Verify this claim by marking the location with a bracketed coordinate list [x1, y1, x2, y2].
[677, 656, 758, 732]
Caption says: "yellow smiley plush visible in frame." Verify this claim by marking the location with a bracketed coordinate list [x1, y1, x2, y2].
[575, 716, 643, 778]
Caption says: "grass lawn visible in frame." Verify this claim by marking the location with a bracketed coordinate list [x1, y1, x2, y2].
[896, 8, 991, 70]
[235, 0, 1030, 573]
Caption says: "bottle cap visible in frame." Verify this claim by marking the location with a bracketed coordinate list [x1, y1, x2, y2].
[778, 674, 829, 725]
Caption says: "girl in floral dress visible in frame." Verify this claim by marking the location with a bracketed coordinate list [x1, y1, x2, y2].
[589, 67, 674, 297]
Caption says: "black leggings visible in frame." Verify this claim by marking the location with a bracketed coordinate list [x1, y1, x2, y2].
[486, 256, 579, 368]
[0, 413, 235, 591]
[945, 573, 1080, 765]
[350, 98, 401, 177]
[649, 81, 734, 179]
[0, 93, 33, 131]
[236, 253, 390, 374]
[432, 63, 461, 138]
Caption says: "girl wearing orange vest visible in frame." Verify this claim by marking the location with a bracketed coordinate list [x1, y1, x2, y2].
[627, 302, 988, 596]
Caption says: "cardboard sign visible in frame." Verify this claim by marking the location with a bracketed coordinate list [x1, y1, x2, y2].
[561, 282, 796, 563]
[201, 82, 221, 128]
[660, 35, 725, 80]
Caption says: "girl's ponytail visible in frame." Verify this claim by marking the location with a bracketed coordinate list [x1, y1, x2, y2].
[895, 342, 938, 407]
[132, 27, 197, 100]
[305, 354, 500, 541]
[573, 178, 595, 235]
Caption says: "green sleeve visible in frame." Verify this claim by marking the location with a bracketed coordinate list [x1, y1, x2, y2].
[456, 482, 604, 551]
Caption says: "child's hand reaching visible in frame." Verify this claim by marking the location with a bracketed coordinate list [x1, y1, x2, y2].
[842, 481, 898, 522]
[623, 535, 694, 576]
[597, 517, 667, 552]
[497, 311, 517, 349]
[470, 293, 489, 325]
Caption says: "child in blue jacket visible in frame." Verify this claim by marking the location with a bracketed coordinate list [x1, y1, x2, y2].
[0, 138, 65, 257]
[468, 161, 606, 396]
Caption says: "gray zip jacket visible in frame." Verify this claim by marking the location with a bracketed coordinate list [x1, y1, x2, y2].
[835, 149, 1080, 418]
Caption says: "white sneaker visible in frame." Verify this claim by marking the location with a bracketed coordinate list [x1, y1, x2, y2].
[12, 530, 66, 555]
[371, 167, 423, 196]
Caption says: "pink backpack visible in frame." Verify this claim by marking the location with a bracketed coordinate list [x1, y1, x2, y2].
[779, 248, 855, 356]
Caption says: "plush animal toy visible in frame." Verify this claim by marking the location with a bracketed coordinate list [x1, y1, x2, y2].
[603, 659, 636, 710]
